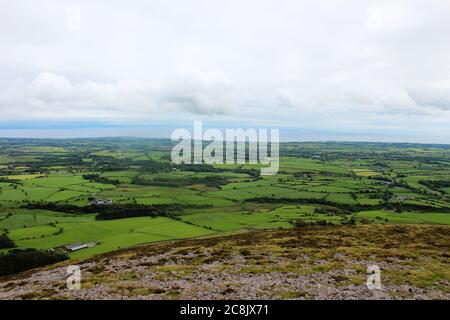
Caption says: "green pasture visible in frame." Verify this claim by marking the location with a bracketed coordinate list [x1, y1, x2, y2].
[356, 210, 450, 225]
[7, 216, 216, 259]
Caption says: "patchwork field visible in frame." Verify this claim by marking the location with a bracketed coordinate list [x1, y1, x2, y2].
[0, 138, 449, 278]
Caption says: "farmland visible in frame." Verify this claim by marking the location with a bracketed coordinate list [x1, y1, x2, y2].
[0, 138, 449, 263]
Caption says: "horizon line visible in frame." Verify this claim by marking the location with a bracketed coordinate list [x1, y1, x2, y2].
[0, 136, 449, 146]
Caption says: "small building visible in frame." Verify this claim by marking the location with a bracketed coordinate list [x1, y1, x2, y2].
[64, 243, 89, 251]
[89, 199, 113, 205]
[63, 242, 97, 252]
[391, 196, 414, 201]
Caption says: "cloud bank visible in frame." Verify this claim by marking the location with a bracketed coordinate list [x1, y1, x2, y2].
[0, 68, 236, 120]
[0, 0, 449, 141]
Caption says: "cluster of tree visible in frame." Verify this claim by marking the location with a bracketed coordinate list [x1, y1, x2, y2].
[419, 180, 450, 192]
[174, 163, 261, 178]
[0, 248, 68, 276]
[246, 197, 378, 212]
[83, 157, 171, 174]
[23, 202, 209, 220]
[194, 176, 229, 187]
[132, 176, 188, 187]
[342, 216, 356, 225]
[35, 155, 84, 167]
[314, 206, 351, 216]
[82, 174, 120, 185]
[86, 155, 131, 172]
[384, 202, 450, 213]
[372, 161, 390, 168]
[132, 175, 230, 188]
[95, 203, 210, 220]
[23, 203, 93, 214]
[174, 163, 220, 172]
[0, 177, 20, 184]
[0, 213, 12, 222]
[136, 159, 172, 173]
[95, 204, 166, 220]
[246, 197, 450, 213]
[293, 171, 318, 179]
[3, 153, 85, 174]
[289, 219, 334, 228]
[368, 176, 393, 183]
[0, 234, 15, 249]
[232, 168, 260, 178]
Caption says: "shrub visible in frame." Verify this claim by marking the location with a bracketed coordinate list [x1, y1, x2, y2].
[0, 248, 69, 276]
[0, 234, 15, 249]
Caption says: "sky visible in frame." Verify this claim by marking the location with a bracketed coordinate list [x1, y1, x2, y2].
[1, 0, 450, 143]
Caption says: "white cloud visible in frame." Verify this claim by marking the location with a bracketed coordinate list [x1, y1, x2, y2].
[0, 68, 237, 120]
[0, 72, 155, 120]
[276, 87, 297, 108]
[159, 67, 236, 115]
[408, 85, 450, 111]
[0, 0, 449, 141]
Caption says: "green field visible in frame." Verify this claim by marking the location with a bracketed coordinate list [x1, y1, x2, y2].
[356, 210, 450, 225]
[0, 138, 449, 261]
[6, 216, 215, 259]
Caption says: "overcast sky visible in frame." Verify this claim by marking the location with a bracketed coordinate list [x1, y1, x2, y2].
[1, 0, 450, 142]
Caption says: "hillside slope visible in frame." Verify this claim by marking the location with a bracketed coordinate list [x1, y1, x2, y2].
[0, 225, 449, 300]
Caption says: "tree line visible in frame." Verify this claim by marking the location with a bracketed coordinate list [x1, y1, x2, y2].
[23, 202, 211, 220]
[0, 248, 68, 276]
[245, 197, 450, 213]
[0, 234, 15, 249]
